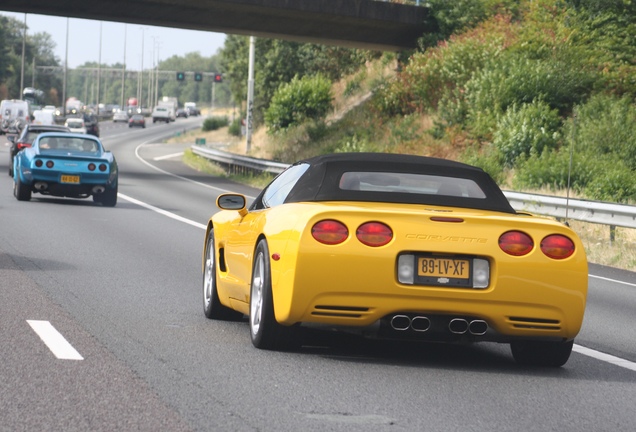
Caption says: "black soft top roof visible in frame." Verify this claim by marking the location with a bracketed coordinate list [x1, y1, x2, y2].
[284, 153, 515, 214]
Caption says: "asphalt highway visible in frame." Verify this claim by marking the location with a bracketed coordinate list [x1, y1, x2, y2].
[1, 118, 636, 431]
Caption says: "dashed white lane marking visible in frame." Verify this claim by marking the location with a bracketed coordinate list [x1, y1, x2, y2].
[118, 193, 207, 230]
[27, 320, 84, 360]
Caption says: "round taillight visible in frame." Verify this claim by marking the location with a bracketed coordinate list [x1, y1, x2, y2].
[99, 164, 107, 172]
[541, 235, 575, 259]
[499, 231, 534, 256]
[46, 160, 54, 168]
[35, 159, 43, 167]
[356, 222, 393, 247]
[311, 220, 348, 245]
[88, 163, 96, 171]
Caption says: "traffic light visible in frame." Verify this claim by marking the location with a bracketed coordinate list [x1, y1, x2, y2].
[194, 72, 203, 82]
[176, 72, 185, 81]
[214, 73, 223, 83]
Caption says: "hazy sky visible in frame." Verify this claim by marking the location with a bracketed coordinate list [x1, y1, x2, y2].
[1, 11, 227, 70]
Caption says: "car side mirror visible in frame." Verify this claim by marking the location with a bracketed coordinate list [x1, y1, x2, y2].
[217, 193, 248, 217]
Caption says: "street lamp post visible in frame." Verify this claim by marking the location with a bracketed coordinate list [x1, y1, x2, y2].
[20, 13, 26, 97]
[245, 36, 255, 153]
[138, 27, 145, 108]
[62, 17, 69, 114]
[121, 23, 127, 109]
[97, 22, 102, 115]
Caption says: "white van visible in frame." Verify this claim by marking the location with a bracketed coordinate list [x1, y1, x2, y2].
[32, 109, 56, 126]
[65, 117, 87, 134]
[0, 99, 30, 135]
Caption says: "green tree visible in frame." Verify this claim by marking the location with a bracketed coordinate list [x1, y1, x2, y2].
[264, 74, 333, 133]
[219, 36, 373, 126]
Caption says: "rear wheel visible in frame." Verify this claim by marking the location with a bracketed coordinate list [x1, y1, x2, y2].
[249, 240, 299, 350]
[203, 232, 243, 320]
[13, 175, 31, 201]
[94, 184, 117, 207]
[510, 340, 574, 367]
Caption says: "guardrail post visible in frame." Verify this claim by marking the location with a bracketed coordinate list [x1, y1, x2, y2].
[610, 225, 616, 245]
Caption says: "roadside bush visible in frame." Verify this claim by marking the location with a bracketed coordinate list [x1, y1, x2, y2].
[228, 117, 242, 136]
[374, 14, 515, 118]
[492, 99, 561, 167]
[584, 161, 636, 203]
[512, 148, 592, 193]
[564, 94, 636, 170]
[265, 74, 333, 133]
[514, 141, 636, 203]
[202, 116, 229, 131]
[464, 55, 596, 137]
[461, 144, 507, 185]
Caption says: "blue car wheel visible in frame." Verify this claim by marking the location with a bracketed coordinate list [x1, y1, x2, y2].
[13, 175, 31, 201]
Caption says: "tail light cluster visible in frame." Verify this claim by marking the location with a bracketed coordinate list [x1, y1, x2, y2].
[311, 220, 393, 247]
[87, 163, 107, 172]
[34, 159, 107, 172]
[35, 159, 55, 168]
[498, 230, 575, 259]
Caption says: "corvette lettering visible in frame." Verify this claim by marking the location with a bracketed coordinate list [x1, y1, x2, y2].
[406, 234, 487, 243]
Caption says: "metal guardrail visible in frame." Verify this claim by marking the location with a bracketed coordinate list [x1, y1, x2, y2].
[191, 145, 289, 174]
[191, 144, 636, 234]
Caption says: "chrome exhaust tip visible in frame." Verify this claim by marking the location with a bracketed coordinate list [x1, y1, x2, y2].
[449, 318, 469, 334]
[390, 315, 411, 331]
[34, 182, 48, 191]
[92, 185, 105, 194]
[468, 320, 488, 336]
[411, 316, 431, 332]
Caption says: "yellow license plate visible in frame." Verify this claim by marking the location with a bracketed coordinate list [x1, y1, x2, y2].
[418, 257, 470, 279]
[61, 175, 80, 184]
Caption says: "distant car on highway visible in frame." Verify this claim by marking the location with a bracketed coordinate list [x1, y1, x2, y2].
[202, 152, 588, 367]
[1, 99, 30, 135]
[128, 114, 146, 128]
[7, 124, 71, 176]
[113, 110, 129, 123]
[176, 108, 189, 118]
[65, 117, 87, 134]
[12, 132, 118, 206]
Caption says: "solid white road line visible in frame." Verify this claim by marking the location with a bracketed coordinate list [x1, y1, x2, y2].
[27, 320, 84, 360]
[573, 344, 636, 372]
[589, 274, 636, 288]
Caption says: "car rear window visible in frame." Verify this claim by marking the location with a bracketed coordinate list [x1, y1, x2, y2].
[339, 171, 487, 199]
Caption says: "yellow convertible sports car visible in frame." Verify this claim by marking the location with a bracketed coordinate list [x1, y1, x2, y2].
[202, 153, 588, 366]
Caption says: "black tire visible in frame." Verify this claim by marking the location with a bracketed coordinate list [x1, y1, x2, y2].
[94, 184, 118, 207]
[202, 232, 243, 320]
[13, 175, 31, 201]
[510, 340, 574, 367]
[249, 240, 299, 350]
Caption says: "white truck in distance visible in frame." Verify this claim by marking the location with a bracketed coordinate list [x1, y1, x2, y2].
[152, 105, 172, 123]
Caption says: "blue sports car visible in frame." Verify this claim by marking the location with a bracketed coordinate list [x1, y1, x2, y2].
[12, 132, 118, 206]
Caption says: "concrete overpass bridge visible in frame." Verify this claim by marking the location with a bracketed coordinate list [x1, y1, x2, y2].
[1, 0, 432, 51]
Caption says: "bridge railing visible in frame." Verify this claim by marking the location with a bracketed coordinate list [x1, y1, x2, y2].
[190, 145, 636, 238]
